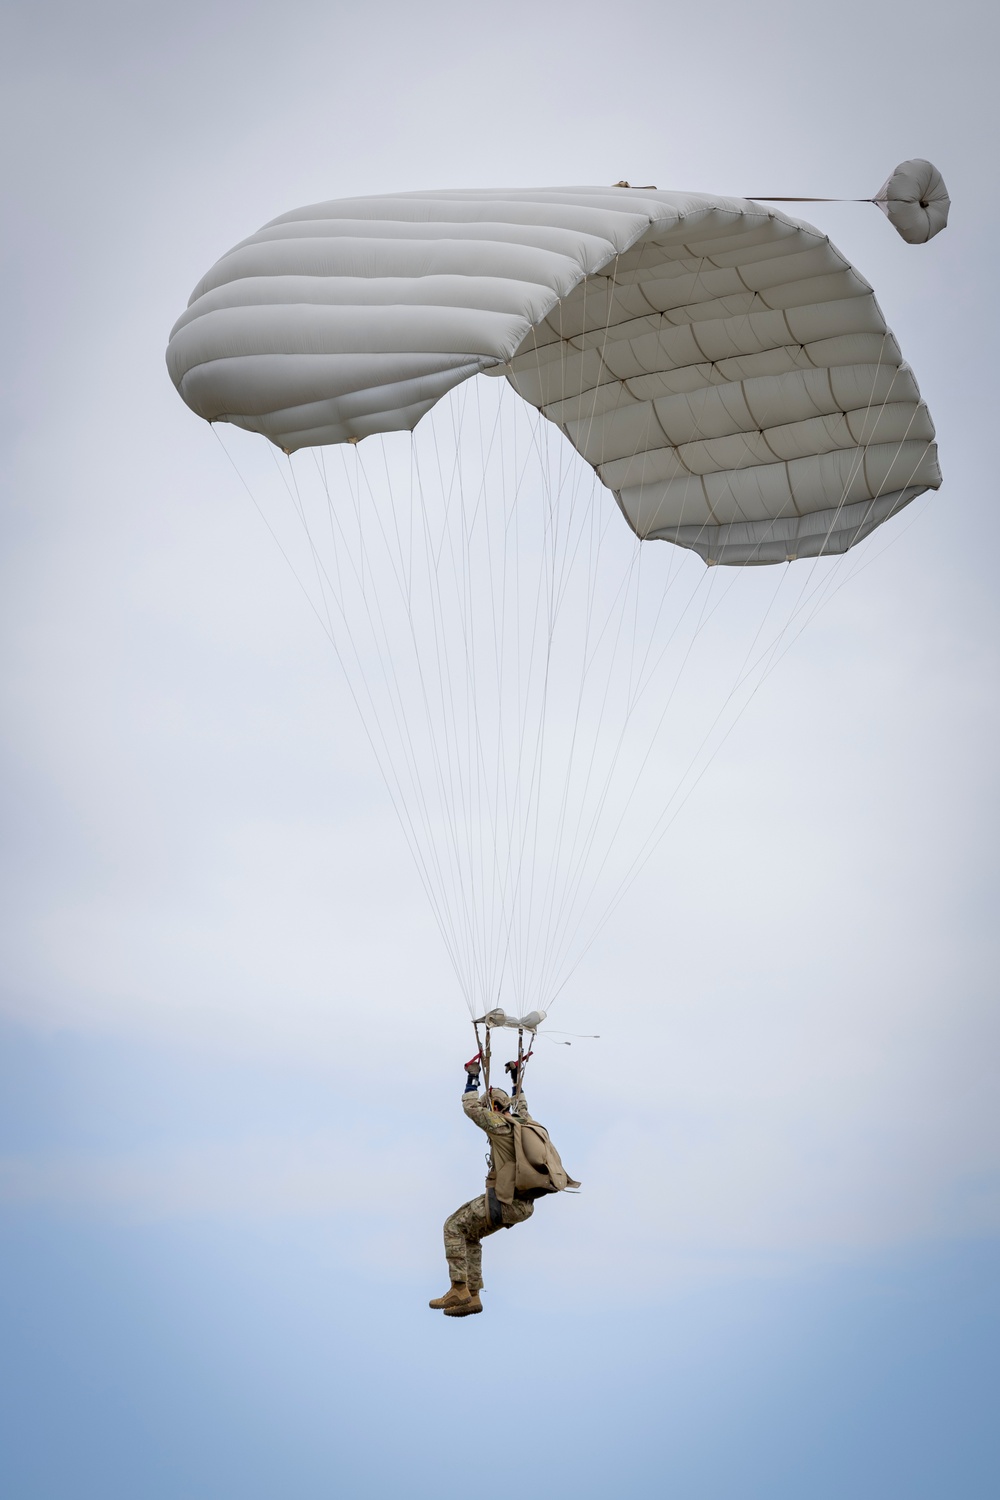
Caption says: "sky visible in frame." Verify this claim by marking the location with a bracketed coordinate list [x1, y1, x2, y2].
[1, 1, 998, 1496]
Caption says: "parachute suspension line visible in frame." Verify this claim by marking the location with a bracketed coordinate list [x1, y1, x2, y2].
[519, 303, 581, 1008]
[513, 407, 559, 1011]
[472, 1017, 485, 1092]
[546, 396, 939, 1008]
[519, 426, 622, 1005]
[342, 439, 477, 999]
[538, 316, 755, 1005]
[492, 376, 541, 1008]
[472, 378, 532, 1009]
[214, 426, 471, 998]
[687, 335, 908, 690]
[530, 252, 634, 958]
[491, 376, 545, 1007]
[362, 432, 476, 999]
[420, 390, 480, 1002]
[244, 280, 925, 1022]
[482, 351, 556, 1008]
[274, 450, 337, 642]
[464, 378, 502, 1010]
[556, 312, 930, 985]
[533, 245, 790, 993]
[505, 395, 566, 1004]
[308, 443, 474, 998]
[478, 378, 511, 1006]
[502, 259, 632, 1005]
[332, 436, 482, 1002]
[421, 384, 531, 1010]
[747, 430, 937, 695]
[412, 397, 504, 1012]
[629, 506, 916, 955]
[773, 361, 927, 639]
[448, 383, 489, 1009]
[419, 384, 534, 1012]
[513, 267, 614, 1006]
[515, 1028, 524, 1104]
[212, 429, 336, 651]
[467, 382, 519, 1014]
[483, 381, 533, 1011]
[501, 242, 690, 1006]
[533, 270, 876, 1003]
[470, 377, 495, 1006]
[540, 563, 724, 1002]
[689, 337, 912, 739]
[535, 541, 652, 985]
[515, 288, 586, 995]
[777, 490, 935, 654]
[533, 474, 621, 1000]
[457, 379, 506, 1012]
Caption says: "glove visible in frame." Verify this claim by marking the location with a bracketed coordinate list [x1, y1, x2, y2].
[464, 1053, 482, 1092]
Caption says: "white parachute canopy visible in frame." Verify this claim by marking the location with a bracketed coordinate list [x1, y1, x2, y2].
[166, 183, 944, 1019]
[167, 185, 941, 566]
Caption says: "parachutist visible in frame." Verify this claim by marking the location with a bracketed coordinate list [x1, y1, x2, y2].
[170, 177, 947, 1214]
[429, 1060, 579, 1318]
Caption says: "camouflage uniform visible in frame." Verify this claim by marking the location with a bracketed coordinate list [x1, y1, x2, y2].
[443, 1193, 534, 1292]
[442, 1090, 540, 1290]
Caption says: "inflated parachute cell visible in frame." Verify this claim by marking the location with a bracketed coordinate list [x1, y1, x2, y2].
[167, 187, 941, 565]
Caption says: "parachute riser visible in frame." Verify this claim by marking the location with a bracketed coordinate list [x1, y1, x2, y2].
[472, 1018, 486, 1095]
[472, 1015, 536, 1108]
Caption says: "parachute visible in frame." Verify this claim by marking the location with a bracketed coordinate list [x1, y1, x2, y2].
[167, 178, 944, 1023]
[874, 159, 951, 245]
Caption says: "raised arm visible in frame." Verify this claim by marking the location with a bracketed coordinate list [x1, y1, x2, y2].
[460, 1054, 512, 1136]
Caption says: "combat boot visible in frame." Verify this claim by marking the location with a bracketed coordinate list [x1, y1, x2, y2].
[429, 1283, 470, 1310]
[444, 1288, 482, 1317]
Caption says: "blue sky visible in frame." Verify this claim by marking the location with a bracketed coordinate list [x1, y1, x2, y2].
[2, 1023, 997, 1499]
[1, 1, 998, 1495]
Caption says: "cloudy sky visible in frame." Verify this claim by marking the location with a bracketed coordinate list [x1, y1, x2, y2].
[2, 1, 997, 1495]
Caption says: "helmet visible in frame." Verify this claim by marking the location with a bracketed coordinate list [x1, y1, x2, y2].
[488, 1087, 511, 1111]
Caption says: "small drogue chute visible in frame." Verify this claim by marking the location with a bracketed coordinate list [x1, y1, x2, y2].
[874, 159, 950, 244]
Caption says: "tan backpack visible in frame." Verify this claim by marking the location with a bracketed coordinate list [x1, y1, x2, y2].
[511, 1116, 580, 1195]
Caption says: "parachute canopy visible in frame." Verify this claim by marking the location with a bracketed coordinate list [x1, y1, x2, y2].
[167, 186, 941, 565]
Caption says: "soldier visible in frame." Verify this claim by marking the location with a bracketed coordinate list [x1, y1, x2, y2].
[430, 1053, 579, 1318]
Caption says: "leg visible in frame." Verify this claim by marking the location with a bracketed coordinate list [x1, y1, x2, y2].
[442, 1194, 487, 1288]
[430, 1195, 490, 1314]
[431, 1195, 535, 1313]
[461, 1197, 536, 1290]
[500, 1198, 535, 1231]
